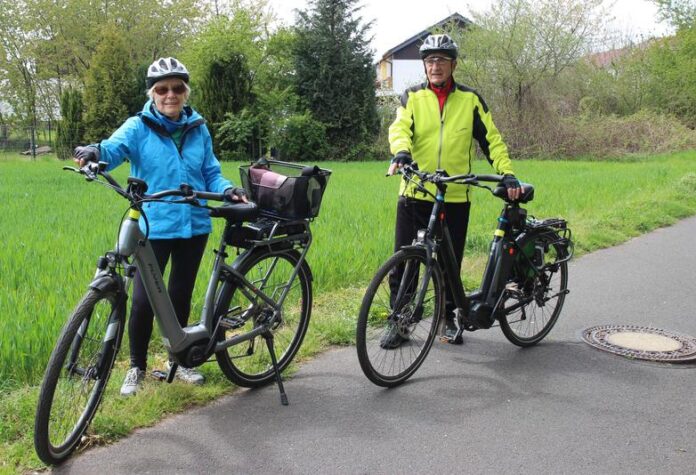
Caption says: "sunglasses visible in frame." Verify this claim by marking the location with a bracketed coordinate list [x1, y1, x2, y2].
[424, 57, 452, 66]
[153, 84, 187, 95]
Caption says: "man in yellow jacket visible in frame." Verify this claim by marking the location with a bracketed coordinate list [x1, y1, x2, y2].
[384, 33, 522, 348]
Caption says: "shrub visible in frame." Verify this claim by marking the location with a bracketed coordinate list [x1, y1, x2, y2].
[558, 110, 696, 159]
[217, 109, 258, 162]
[274, 112, 328, 162]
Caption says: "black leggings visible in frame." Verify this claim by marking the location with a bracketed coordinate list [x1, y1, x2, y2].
[391, 196, 471, 315]
[128, 234, 209, 370]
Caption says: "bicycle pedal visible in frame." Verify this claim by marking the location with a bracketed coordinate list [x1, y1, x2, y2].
[439, 333, 464, 345]
[151, 370, 167, 381]
[505, 282, 519, 291]
[218, 316, 245, 330]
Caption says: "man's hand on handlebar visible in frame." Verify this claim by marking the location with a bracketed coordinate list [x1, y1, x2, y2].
[224, 187, 249, 203]
[386, 151, 412, 176]
[502, 174, 522, 201]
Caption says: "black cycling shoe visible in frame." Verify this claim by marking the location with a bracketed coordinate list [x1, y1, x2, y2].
[443, 317, 464, 345]
[380, 323, 408, 349]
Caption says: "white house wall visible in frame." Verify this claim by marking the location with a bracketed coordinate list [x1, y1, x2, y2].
[392, 60, 425, 93]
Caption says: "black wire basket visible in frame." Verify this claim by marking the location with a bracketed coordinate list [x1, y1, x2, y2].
[239, 159, 332, 219]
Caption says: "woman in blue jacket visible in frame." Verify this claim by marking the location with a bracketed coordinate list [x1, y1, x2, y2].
[74, 57, 247, 396]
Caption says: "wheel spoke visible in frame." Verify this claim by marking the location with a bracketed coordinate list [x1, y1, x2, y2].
[500, 240, 568, 347]
[216, 251, 310, 387]
[357, 249, 442, 386]
[35, 289, 122, 464]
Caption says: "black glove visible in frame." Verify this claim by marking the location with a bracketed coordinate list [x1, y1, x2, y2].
[224, 187, 247, 202]
[391, 151, 412, 166]
[74, 146, 100, 163]
[501, 174, 521, 190]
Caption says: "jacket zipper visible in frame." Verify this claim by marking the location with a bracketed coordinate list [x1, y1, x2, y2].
[175, 120, 204, 158]
[437, 85, 454, 170]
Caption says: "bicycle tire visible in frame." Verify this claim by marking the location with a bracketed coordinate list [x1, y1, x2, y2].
[499, 234, 568, 347]
[356, 248, 444, 387]
[34, 287, 125, 465]
[215, 249, 311, 388]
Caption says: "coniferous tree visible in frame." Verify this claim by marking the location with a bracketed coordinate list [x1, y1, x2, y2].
[83, 28, 139, 142]
[294, 0, 379, 159]
[55, 87, 84, 160]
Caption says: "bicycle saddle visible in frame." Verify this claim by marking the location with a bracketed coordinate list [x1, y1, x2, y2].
[493, 183, 535, 203]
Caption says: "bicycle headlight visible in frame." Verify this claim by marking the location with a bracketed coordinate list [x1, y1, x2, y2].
[416, 229, 427, 242]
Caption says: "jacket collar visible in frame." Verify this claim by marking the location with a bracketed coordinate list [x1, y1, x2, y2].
[138, 100, 205, 138]
[139, 99, 201, 127]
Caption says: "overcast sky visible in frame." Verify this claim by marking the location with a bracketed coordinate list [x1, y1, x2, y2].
[266, 0, 673, 59]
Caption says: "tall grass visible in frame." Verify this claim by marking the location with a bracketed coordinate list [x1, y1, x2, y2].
[1, 153, 696, 393]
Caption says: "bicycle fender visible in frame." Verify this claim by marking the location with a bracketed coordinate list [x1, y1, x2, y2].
[89, 272, 121, 293]
[399, 244, 428, 253]
[228, 248, 314, 282]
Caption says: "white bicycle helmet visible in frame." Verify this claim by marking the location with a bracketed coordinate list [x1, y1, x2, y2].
[419, 34, 459, 60]
[146, 57, 190, 88]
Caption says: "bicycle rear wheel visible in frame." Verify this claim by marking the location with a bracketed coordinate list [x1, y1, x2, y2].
[215, 249, 311, 387]
[356, 248, 444, 387]
[34, 287, 125, 465]
[499, 237, 568, 347]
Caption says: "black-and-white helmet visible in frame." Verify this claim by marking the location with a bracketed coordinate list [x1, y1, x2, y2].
[146, 57, 190, 88]
[419, 34, 459, 60]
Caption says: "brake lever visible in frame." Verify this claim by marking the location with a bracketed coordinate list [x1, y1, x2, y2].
[183, 195, 201, 206]
[63, 163, 99, 181]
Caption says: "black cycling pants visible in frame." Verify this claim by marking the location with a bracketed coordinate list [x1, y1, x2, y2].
[128, 234, 209, 370]
[391, 196, 471, 316]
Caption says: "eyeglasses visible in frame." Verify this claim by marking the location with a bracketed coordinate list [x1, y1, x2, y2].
[153, 84, 187, 95]
[424, 57, 452, 66]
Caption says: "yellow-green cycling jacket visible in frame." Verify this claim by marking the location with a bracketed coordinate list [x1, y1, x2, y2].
[389, 81, 513, 202]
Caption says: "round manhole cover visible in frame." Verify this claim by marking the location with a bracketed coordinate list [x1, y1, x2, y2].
[581, 325, 696, 363]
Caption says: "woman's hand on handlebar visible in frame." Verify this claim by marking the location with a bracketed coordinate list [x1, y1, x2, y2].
[73, 146, 100, 168]
[224, 187, 249, 203]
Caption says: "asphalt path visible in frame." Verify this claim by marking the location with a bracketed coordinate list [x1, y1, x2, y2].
[56, 216, 696, 474]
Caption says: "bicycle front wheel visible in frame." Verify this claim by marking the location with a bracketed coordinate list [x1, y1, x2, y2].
[215, 249, 311, 387]
[356, 248, 444, 387]
[34, 287, 125, 465]
[499, 238, 568, 347]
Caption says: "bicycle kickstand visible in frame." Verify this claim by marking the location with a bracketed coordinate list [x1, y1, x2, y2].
[263, 331, 289, 406]
[166, 362, 178, 383]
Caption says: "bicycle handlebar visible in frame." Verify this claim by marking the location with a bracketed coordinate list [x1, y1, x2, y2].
[398, 164, 503, 187]
[143, 188, 225, 202]
[63, 162, 226, 205]
[396, 164, 532, 205]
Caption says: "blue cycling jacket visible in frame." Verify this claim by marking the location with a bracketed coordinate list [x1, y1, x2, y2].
[97, 101, 233, 239]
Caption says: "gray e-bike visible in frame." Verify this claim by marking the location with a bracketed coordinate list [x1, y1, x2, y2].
[34, 161, 328, 464]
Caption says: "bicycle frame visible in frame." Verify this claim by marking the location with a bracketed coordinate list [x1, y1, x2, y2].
[407, 176, 524, 330]
[109, 206, 312, 366]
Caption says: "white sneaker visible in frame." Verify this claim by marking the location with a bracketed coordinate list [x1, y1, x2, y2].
[166, 361, 205, 385]
[120, 367, 145, 396]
